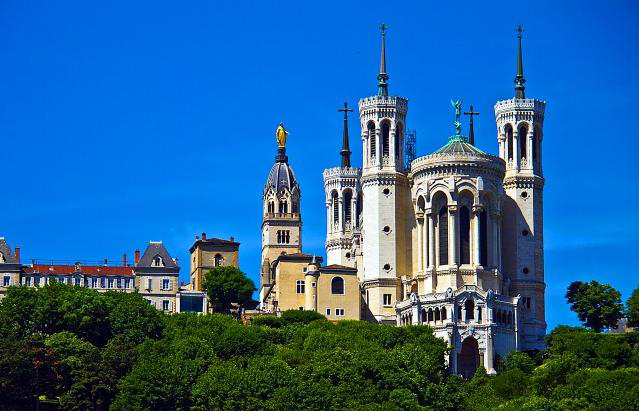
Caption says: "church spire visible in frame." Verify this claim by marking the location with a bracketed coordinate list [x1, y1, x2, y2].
[514, 25, 526, 99]
[377, 23, 389, 97]
[338, 101, 353, 168]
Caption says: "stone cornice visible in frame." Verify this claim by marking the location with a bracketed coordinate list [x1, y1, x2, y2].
[361, 172, 409, 188]
[503, 175, 545, 190]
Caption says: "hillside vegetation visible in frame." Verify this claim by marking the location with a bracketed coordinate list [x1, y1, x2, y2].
[0, 283, 638, 410]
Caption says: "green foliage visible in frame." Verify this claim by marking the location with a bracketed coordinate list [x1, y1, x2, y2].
[627, 287, 639, 328]
[565, 280, 624, 332]
[2, 281, 639, 410]
[497, 351, 536, 374]
[202, 266, 256, 312]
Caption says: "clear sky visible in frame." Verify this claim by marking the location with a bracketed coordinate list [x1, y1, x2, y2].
[1, 1, 638, 331]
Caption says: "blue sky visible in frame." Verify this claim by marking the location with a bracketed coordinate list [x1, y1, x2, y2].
[1, 1, 638, 330]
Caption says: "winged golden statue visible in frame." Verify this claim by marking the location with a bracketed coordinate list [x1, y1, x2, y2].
[276, 122, 288, 148]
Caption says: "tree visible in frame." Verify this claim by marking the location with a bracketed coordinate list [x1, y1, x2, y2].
[626, 287, 639, 328]
[203, 266, 256, 313]
[565, 281, 624, 333]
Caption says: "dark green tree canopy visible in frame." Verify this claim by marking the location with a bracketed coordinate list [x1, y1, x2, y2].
[626, 287, 639, 328]
[202, 266, 256, 312]
[565, 280, 624, 333]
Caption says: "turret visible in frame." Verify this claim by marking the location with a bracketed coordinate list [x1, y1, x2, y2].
[494, 26, 546, 350]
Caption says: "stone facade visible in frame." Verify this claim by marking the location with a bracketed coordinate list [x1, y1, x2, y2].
[189, 233, 239, 292]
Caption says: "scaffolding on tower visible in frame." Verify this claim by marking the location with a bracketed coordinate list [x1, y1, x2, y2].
[404, 129, 417, 171]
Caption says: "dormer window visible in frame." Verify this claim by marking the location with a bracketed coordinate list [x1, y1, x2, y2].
[152, 255, 164, 267]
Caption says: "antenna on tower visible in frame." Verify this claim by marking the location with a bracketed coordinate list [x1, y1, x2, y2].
[404, 129, 417, 171]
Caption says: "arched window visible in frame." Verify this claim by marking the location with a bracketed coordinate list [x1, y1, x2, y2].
[519, 125, 528, 159]
[441, 307, 447, 321]
[214, 254, 224, 267]
[332, 191, 339, 225]
[465, 300, 475, 320]
[277, 231, 281, 244]
[279, 200, 288, 214]
[435, 307, 441, 322]
[331, 277, 344, 294]
[496, 310, 502, 324]
[267, 201, 274, 213]
[344, 190, 352, 224]
[438, 207, 449, 266]
[506, 125, 513, 160]
[292, 201, 298, 214]
[395, 123, 403, 160]
[422, 309, 427, 323]
[368, 122, 376, 158]
[382, 122, 390, 157]
[459, 206, 471, 265]
[480, 210, 488, 266]
[428, 308, 433, 322]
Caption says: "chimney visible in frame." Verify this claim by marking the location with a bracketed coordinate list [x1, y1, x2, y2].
[104, 258, 108, 266]
[14, 246, 20, 263]
[123, 253, 127, 267]
[134, 249, 140, 265]
[201, 232, 207, 241]
[180, 281, 185, 287]
[230, 236, 234, 242]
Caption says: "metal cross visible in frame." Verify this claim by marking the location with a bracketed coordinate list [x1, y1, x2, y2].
[338, 101, 353, 120]
[516, 25, 524, 39]
[380, 23, 388, 36]
[464, 105, 480, 122]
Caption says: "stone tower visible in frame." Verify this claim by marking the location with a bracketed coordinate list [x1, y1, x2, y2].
[494, 27, 546, 350]
[359, 25, 410, 323]
[323, 102, 362, 268]
[259, 138, 302, 304]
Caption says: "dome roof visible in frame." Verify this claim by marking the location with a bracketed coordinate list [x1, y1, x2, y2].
[433, 135, 485, 155]
[267, 161, 297, 192]
[266, 148, 298, 193]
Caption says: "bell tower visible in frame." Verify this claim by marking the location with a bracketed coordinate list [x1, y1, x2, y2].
[494, 26, 547, 350]
[360, 24, 410, 323]
[259, 125, 303, 305]
[324, 102, 362, 268]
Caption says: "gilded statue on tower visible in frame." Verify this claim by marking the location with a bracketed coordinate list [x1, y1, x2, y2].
[276, 122, 288, 148]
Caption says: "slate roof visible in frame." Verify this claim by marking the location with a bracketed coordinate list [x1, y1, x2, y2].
[0, 237, 18, 264]
[138, 242, 178, 268]
[267, 161, 298, 192]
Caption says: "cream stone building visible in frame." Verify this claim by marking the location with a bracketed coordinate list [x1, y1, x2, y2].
[189, 233, 239, 292]
[261, 27, 547, 378]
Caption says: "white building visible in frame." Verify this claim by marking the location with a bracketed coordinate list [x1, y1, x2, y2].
[322, 26, 546, 377]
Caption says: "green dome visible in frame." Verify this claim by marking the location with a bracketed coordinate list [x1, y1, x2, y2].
[433, 135, 484, 155]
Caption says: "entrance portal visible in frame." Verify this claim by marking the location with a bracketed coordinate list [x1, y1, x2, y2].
[459, 337, 480, 379]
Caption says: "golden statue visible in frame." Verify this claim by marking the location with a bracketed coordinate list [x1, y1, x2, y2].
[276, 122, 288, 148]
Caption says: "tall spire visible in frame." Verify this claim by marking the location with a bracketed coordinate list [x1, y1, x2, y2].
[338, 102, 353, 167]
[514, 25, 526, 99]
[377, 23, 389, 96]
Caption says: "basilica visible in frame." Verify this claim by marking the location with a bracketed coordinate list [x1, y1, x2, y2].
[258, 26, 547, 377]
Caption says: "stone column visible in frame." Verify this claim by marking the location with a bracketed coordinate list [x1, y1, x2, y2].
[486, 331, 496, 375]
[428, 213, 435, 269]
[376, 128, 382, 166]
[497, 217, 503, 272]
[326, 202, 331, 236]
[338, 197, 344, 233]
[449, 206, 457, 266]
[527, 129, 534, 170]
[473, 206, 482, 267]
[351, 195, 357, 229]
[514, 128, 520, 170]
[417, 214, 424, 272]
